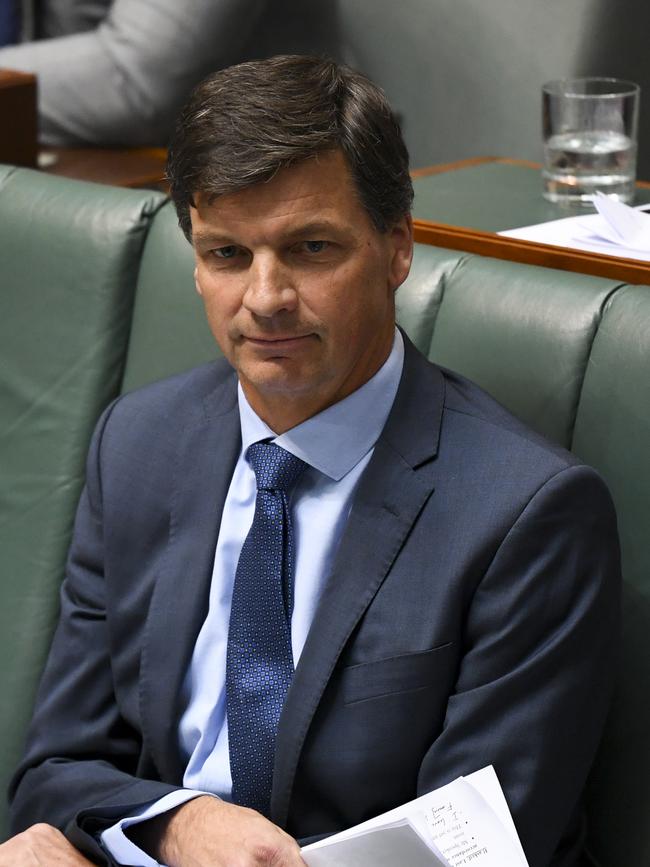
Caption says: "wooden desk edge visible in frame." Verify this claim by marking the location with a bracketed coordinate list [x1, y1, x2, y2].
[39, 146, 168, 189]
[413, 219, 650, 284]
[0, 68, 37, 88]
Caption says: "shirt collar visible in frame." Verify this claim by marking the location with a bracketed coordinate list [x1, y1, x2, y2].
[238, 328, 404, 481]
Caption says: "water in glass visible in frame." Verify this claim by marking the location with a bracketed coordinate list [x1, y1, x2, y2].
[543, 130, 636, 203]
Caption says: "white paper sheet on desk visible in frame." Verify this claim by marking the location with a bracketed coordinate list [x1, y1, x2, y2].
[499, 195, 650, 261]
[301, 766, 528, 867]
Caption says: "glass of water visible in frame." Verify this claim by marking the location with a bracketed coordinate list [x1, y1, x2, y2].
[542, 77, 640, 204]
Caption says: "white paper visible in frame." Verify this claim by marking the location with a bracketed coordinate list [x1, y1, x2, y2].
[302, 819, 448, 866]
[499, 200, 650, 261]
[420, 777, 526, 867]
[592, 192, 650, 249]
[464, 767, 528, 865]
[301, 766, 528, 867]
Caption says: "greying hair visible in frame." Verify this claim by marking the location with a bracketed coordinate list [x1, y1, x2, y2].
[167, 55, 413, 240]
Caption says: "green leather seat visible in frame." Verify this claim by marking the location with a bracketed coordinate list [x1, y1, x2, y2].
[573, 285, 650, 866]
[394, 244, 462, 352]
[120, 200, 219, 394]
[425, 254, 622, 447]
[1, 168, 649, 865]
[0, 167, 166, 839]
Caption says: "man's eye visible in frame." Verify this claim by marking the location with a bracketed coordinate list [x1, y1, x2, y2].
[213, 245, 238, 259]
[303, 240, 329, 254]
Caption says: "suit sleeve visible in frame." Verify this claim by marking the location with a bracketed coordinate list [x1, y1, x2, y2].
[415, 464, 621, 867]
[0, 0, 266, 146]
[9, 401, 181, 864]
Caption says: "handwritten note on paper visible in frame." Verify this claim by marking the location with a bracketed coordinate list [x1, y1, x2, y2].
[417, 778, 527, 867]
[427, 797, 489, 864]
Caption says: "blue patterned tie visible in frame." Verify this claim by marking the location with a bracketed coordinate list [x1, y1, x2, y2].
[226, 441, 306, 815]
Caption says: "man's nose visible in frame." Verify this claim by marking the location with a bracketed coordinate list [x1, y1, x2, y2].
[243, 254, 298, 317]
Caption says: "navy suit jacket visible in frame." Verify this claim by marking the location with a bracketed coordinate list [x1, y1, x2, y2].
[10, 337, 620, 867]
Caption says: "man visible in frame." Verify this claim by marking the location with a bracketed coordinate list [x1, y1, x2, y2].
[3, 56, 619, 866]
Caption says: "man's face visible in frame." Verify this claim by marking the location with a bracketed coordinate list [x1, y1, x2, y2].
[190, 149, 413, 432]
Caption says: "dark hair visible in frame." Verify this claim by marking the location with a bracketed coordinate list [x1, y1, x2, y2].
[167, 54, 413, 239]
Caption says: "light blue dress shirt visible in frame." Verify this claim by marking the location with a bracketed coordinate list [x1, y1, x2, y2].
[102, 329, 404, 865]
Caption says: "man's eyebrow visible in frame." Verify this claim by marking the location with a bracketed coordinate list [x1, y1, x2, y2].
[192, 221, 350, 248]
[192, 230, 233, 247]
[283, 220, 348, 239]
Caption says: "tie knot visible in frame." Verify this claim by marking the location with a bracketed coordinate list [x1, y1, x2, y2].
[247, 441, 306, 492]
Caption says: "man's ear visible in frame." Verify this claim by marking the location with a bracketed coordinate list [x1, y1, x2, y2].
[388, 215, 414, 291]
[194, 266, 204, 297]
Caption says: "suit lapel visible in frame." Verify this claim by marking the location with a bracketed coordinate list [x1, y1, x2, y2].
[271, 339, 446, 825]
[140, 366, 241, 782]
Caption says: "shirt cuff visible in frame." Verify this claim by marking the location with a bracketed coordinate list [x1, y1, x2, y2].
[100, 789, 215, 866]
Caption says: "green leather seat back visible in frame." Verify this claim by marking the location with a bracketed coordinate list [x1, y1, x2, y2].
[120, 201, 220, 394]
[572, 285, 650, 867]
[0, 167, 165, 840]
[395, 244, 464, 353]
[424, 254, 622, 447]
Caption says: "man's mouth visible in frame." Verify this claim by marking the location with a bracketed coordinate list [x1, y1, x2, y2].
[244, 334, 314, 348]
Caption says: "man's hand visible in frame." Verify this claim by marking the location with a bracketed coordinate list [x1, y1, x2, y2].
[129, 794, 307, 867]
[0, 824, 95, 865]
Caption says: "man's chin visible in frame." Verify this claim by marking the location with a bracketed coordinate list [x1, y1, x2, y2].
[237, 360, 335, 410]
[242, 370, 322, 398]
